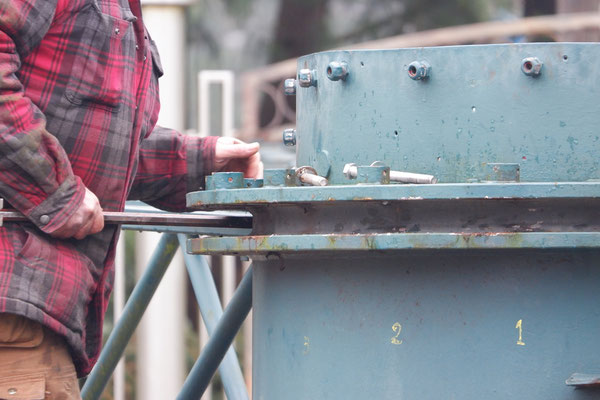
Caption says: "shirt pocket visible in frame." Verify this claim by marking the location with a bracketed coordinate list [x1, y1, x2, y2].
[63, 3, 136, 112]
[0, 314, 43, 348]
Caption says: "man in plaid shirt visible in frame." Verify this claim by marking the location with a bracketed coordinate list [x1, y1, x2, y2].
[0, 0, 262, 397]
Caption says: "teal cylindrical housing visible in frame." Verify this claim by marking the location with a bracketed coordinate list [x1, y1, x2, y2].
[187, 43, 600, 399]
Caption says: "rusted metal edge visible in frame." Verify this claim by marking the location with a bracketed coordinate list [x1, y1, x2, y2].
[186, 182, 600, 209]
[187, 232, 600, 255]
[566, 373, 600, 387]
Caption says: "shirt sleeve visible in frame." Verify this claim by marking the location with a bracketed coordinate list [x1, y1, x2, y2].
[128, 126, 218, 211]
[0, 0, 86, 233]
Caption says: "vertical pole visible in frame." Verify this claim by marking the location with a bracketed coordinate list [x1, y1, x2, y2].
[222, 256, 236, 306]
[138, 2, 191, 398]
[81, 234, 179, 400]
[242, 261, 253, 397]
[199, 318, 213, 400]
[135, 231, 185, 400]
[113, 234, 126, 400]
[198, 71, 235, 137]
[197, 70, 238, 399]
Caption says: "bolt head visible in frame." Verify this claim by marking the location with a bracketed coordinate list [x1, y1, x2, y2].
[343, 163, 357, 178]
[284, 79, 297, 95]
[298, 69, 315, 87]
[282, 128, 296, 146]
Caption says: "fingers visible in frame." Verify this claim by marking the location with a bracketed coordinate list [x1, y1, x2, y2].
[73, 205, 104, 240]
[216, 141, 260, 160]
[50, 188, 104, 240]
[73, 214, 96, 240]
[245, 152, 263, 179]
[90, 207, 105, 234]
[214, 137, 263, 178]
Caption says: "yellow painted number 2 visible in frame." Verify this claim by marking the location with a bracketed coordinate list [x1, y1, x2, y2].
[391, 322, 403, 345]
[515, 319, 525, 346]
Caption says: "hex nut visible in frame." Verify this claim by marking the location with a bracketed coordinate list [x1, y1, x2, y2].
[343, 163, 357, 179]
[284, 79, 297, 95]
[521, 57, 543, 76]
[298, 69, 316, 88]
[408, 61, 431, 80]
[326, 61, 349, 81]
[282, 129, 296, 146]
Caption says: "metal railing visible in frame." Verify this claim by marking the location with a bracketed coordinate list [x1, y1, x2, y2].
[80, 202, 253, 400]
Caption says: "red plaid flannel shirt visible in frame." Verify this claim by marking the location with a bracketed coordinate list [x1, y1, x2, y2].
[0, 0, 217, 376]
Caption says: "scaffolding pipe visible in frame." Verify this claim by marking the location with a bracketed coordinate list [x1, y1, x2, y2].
[177, 234, 249, 400]
[177, 265, 253, 400]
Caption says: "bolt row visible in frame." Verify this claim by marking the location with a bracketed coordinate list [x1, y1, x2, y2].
[284, 56, 544, 94]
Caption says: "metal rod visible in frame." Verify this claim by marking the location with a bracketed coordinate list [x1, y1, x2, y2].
[389, 170, 437, 184]
[177, 235, 249, 400]
[177, 265, 253, 400]
[81, 234, 180, 400]
[343, 163, 437, 184]
[296, 166, 328, 186]
[0, 210, 252, 229]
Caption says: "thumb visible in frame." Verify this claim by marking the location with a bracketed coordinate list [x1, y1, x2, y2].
[218, 142, 260, 159]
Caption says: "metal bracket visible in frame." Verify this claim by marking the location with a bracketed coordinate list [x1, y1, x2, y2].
[484, 163, 520, 182]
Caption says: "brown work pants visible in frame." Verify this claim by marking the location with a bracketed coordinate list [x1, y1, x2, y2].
[0, 314, 80, 400]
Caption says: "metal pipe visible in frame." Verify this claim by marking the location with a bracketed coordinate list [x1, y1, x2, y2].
[177, 234, 249, 400]
[81, 234, 180, 400]
[177, 265, 253, 400]
[0, 209, 252, 229]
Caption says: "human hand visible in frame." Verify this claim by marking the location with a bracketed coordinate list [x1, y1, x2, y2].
[214, 137, 263, 179]
[51, 188, 104, 239]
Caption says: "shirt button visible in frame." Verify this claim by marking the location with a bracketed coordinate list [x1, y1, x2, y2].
[115, 28, 120, 35]
[40, 215, 50, 224]
[135, 106, 138, 110]
[144, 55, 147, 61]
[135, 44, 139, 50]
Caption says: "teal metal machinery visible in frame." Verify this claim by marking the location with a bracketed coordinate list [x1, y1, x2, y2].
[187, 43, 600, 399]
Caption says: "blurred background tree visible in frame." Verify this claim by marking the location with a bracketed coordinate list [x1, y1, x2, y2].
[185, 0, 516, 130]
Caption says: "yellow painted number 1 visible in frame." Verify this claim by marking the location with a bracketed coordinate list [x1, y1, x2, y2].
[515, 319, 525, 346]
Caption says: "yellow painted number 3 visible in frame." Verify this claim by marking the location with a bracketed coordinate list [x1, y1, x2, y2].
[391, 322, 403, 345]
[515, 319, 525, 346]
